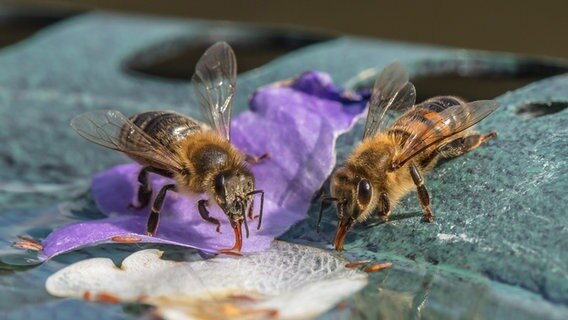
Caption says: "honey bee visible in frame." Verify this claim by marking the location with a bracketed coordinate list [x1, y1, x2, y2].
[71, 42, 266, 252]
[318, 62, 500, 250]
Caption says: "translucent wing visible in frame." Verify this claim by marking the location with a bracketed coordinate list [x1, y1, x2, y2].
[363, 62, 416, 138]
[71, 110, 183, 171]
[392, 100, 500, 169]
[191, 42, 237, 141]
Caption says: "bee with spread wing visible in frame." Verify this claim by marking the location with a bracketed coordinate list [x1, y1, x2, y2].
[71, 42, 265, 253]
[319, 62, 499, 250]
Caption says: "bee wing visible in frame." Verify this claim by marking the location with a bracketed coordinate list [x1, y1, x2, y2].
[71, 110, 183, 171]
[191, 42, 237, 142]
[363, 62, 416, 139]
[392, 100, 500, 168]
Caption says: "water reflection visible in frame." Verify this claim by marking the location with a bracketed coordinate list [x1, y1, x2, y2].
[343, 260, 567, 320]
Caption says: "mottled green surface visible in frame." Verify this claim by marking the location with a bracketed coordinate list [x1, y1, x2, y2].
[0, 13, 566, 319]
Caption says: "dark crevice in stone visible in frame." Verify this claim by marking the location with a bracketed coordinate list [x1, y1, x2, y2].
[124, 27, 335, 81]
[410, 57, 568, 102]
[516, 102, 568, 118]
[0, 6, 77, 49]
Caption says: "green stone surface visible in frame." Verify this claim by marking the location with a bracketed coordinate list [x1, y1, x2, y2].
[0, 12, 566, 319]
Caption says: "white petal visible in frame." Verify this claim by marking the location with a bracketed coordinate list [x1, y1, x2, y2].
[46, 241, 368, 319]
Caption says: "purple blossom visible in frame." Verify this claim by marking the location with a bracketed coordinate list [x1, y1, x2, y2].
[38, 71, 368, 260]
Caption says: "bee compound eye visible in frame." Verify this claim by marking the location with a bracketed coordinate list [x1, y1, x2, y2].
[357, 179, 372, 207]
[214, 174, 226, 198]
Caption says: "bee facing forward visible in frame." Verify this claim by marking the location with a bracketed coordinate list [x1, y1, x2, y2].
[318, 62, 499, 250]
[71, 42, 265, 252]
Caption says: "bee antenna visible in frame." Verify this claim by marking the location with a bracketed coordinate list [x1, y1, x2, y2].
[317, 197, 339, 233]
[241, 202, 250, 238]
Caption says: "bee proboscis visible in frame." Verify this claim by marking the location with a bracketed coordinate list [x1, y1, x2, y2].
[319, 62, 500, 250]
[71, 42, 266, 252]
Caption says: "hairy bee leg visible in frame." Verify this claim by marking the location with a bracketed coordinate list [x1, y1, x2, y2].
[147, 184, 177, 236]
[439, 131, 497, 158]
[377, 192, 391, 222]
[129, 166, 175, 209]
[197, 200, 221, 232]
[409, 164, 434, 222]
[245, 152, 270, 164]
[129, 166, 153, 209]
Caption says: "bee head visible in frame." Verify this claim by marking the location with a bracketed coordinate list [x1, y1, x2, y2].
[212, 168, 255, 222]
[327, 167, 374, 251]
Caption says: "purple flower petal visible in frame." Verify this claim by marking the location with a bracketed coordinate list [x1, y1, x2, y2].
[39, 71, 368, 260]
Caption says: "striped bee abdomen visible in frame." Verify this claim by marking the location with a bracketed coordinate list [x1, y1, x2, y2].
[120, 111, 204, 154]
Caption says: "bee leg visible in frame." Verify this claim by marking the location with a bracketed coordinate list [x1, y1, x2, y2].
[245, 152, 270, 164]
[247, 189, 265, 230]
[129, 166, 153, 209]
[377, 192, 391, 222]
[247, 199, 256, 220]
[198, 200, 221, 232]
[409, 164, 434, 222]
[147, 184, 177, 236]
[439, 131, 497, 158]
